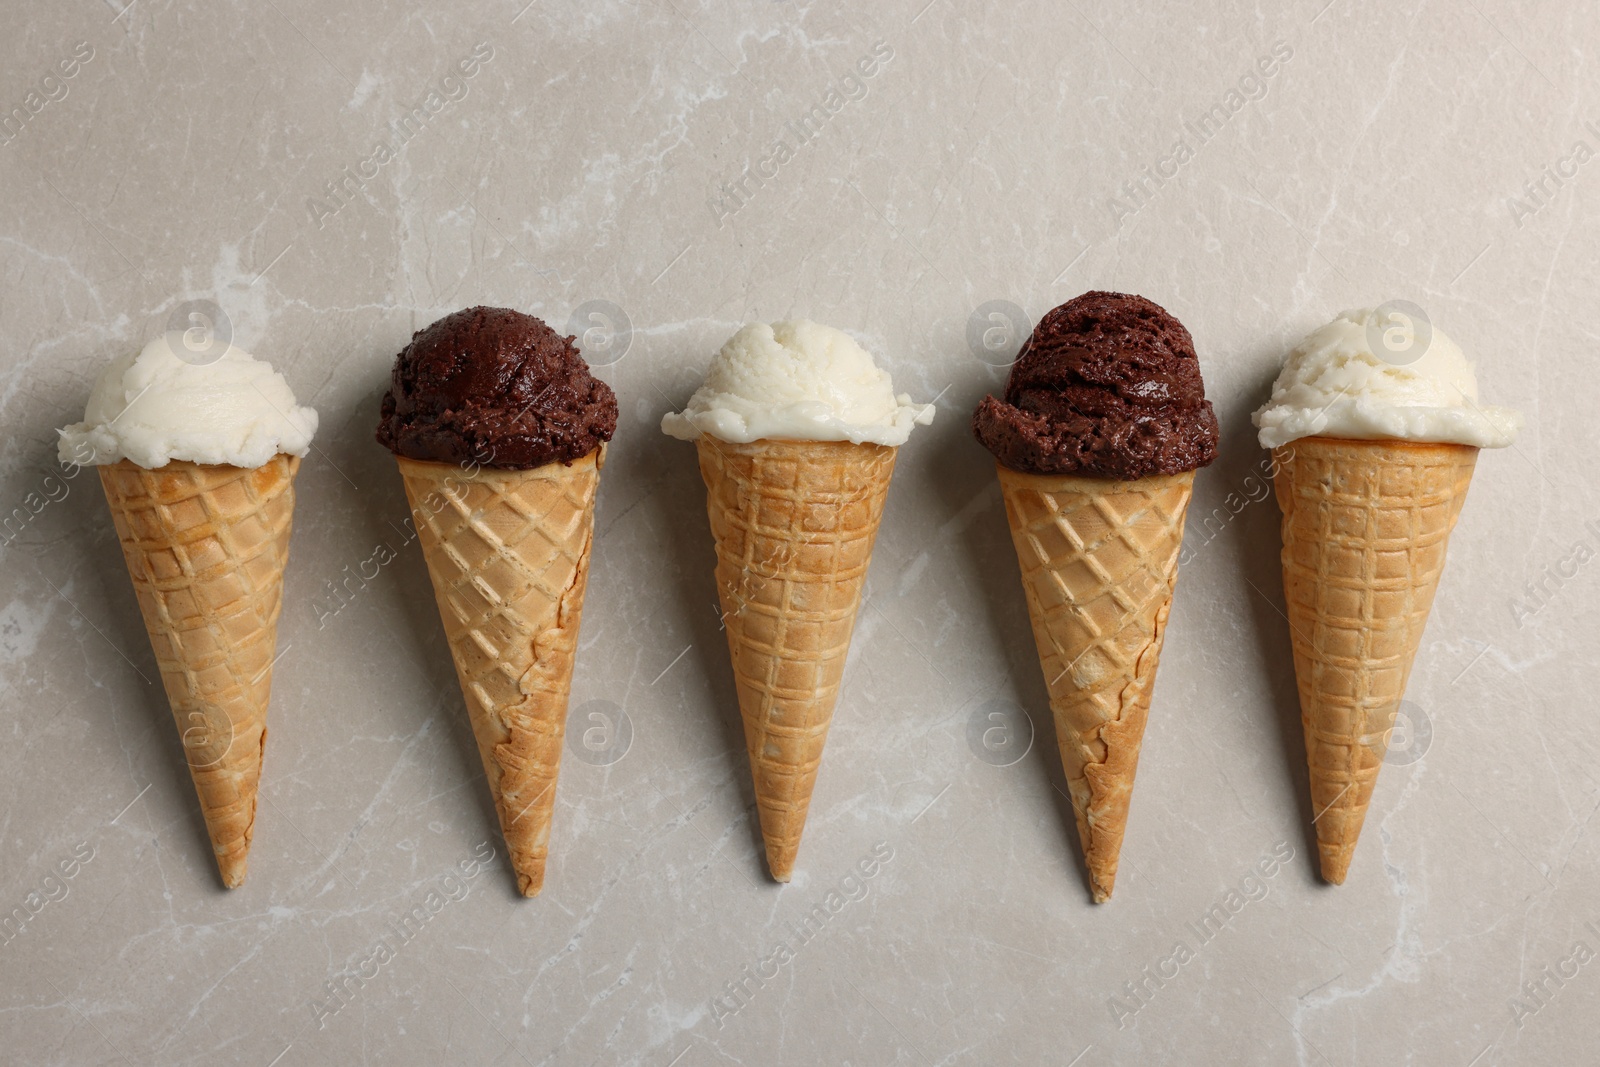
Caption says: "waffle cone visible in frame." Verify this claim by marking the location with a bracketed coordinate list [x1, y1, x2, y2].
[1273, 436, 1477, 884]
[996, 464, 1195, 903]
[98, 455, 301, 889]
[695, 437, 896, 882]
[397, 449, 602, 898]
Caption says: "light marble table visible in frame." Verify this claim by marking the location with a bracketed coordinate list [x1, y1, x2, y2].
[2, 1, 1595, 1064]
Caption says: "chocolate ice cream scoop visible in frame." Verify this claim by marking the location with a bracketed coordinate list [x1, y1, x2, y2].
[972, 291, 1218, 479]
[376, 306, 618, 469]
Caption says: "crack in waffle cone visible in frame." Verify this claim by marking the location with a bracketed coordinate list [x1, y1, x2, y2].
[1272, 436, 1477, 884]
[996, 464, 1195, 903]
[695, 437, 896, 882]
[98, 455, 301, 889]
[397, 449, 602, 898]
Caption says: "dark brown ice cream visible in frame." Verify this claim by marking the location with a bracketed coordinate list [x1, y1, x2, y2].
[376, 306, 617, 469]
[972, 291, 1218, 479]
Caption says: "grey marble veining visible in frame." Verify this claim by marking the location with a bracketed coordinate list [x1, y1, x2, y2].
[1, 0, 1596, 1064]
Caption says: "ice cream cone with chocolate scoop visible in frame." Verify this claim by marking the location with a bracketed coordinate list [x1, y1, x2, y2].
[1255, 306, 1522, 883]
[663, 320, 934, 882]
[377, 307, 617, 897]
[59, 333, 318, 888]
[973, 292, 1219, 903]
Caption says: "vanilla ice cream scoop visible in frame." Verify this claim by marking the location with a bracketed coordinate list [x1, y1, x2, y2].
[1253, 307, 1522, 449]
[661, 320, 934, 446]
[58, 335, 318, 468]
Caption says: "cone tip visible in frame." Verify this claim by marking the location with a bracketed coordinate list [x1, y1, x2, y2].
[1319, 857, 1350, 885]
[1087, 868, 1116, 904]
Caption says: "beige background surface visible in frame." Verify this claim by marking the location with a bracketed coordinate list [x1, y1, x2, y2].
[2, 0, 1597, 1064]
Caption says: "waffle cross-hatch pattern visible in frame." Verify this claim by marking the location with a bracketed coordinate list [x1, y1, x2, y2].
[996, 466, 1195, 902]
[396, 451, 600, 897]
[1273, 437, 1478, 883]
[695, 437, 896, 882]
[99, 454, 301, 889]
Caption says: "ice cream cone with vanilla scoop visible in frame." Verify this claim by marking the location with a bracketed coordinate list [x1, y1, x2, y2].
[1254, 305, 1522, 884]
[58, 329, 318, 888]
[375, 307, 617, 898]
[662, 320, 934, 883]
[972, 291, 1219, 903]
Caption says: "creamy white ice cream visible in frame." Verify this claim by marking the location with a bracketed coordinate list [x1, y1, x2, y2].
[661, 320, 934, 446]
[1253, 307, 1522, 449]
[58, 336, 318, 468]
